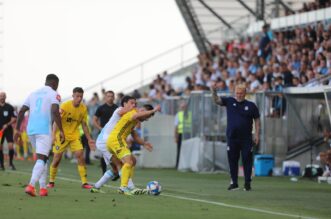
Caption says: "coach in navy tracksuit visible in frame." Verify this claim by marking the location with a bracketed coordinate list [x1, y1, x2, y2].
[211, 84, 260, 191]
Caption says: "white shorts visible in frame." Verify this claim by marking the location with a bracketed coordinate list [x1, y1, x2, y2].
[28, 134, 52, 156]
[96, 140, 112, 166]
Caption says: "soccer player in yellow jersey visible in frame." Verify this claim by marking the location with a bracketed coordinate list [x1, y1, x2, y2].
[106, 98, 161, 195]
[48, 87, 96, 189]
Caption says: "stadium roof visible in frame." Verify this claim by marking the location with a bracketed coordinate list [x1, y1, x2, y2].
[176, 0, 314, 53]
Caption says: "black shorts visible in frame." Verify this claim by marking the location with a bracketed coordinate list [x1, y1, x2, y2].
[1, 127, 14, 144]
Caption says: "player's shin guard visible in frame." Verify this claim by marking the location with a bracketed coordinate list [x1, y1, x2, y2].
[49, 165, 58, 183]
[78, 165, 88, 184]
[120, 163, 132, 188]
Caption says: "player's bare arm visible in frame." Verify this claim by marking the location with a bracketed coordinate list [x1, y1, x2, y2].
[254, 118, 260, 145]
[118, 104, 136, 116]
[2, 116, 16, 132]
[52, 104, 65, 144]
[131, 129, 153, 152]
[92, 115, 102, 131]
[14, 105, 29, 143]
[211, 83, 223, 105]
[81, 120, 96, 151]
[132, 105, 161, 120]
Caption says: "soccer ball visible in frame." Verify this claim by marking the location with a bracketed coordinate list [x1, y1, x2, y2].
[146, 181, 162, 195]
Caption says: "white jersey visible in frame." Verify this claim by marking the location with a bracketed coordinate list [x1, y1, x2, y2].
[24, 86, 60, 135]
[96, 107, 122, 144]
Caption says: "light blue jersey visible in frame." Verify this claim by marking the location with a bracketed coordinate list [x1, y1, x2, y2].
[97, 107, 122, 144]
[24, 86, 60, 135]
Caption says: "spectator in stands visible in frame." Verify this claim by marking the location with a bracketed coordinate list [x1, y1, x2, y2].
[258, 24, 272, 60]
[280, 62, 293, 87]
[292, 77, 302, 87]
[272, 76, 286, 117]
[115, 92, 124, 106]
[132, 89, 142, 99]
[211, 83, 260, 191]
[249, 73, 262, 92]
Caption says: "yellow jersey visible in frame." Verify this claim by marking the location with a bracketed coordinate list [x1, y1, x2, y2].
[108, 109, 138, 146]
[58, 100, 87, 141]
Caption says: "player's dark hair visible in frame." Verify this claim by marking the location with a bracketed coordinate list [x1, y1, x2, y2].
[105, 90, 115, 96]
[121, 95, 136, 107]
[143, 104, 154, 116]
[45, 74, 59, 83]
[73, 87, 84, 94]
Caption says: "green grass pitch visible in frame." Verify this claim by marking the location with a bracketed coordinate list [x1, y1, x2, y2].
[0, 159, 330, 219]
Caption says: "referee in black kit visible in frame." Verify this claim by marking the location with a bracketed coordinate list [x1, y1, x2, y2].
[211, 83, 260, 191]
[0, 92, 17, 170]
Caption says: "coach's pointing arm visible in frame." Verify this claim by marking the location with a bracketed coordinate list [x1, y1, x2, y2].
[211, 83, 223, 106]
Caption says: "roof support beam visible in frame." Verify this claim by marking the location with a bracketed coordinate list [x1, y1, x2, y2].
[237, 0, 259, 19]
[278, 0, 295, 14]
[197, 0, 234, 31]
[176, 0, 209, 53]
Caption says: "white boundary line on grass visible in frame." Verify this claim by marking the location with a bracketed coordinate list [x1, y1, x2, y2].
[11, 170, 317, 219]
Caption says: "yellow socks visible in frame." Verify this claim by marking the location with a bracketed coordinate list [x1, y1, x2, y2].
[120, 163, 132, 188]
[77, 165, 88, 184]
[49, 166, 58, 183]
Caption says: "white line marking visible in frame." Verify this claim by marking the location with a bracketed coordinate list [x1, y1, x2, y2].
[9, 170, 317, 219]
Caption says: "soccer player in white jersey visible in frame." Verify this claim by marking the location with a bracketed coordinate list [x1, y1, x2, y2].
[90, 95, 136, 193]
[14, 74, 65, 197]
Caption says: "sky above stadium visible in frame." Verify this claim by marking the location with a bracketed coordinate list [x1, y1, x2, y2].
[2, 0, 195, 105]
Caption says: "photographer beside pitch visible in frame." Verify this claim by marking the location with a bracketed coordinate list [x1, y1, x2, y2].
[211, 83, 260, 191]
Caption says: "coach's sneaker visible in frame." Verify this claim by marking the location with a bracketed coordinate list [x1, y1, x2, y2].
[243, 183, 251, 191]
[39, 188, 48, 196]
[25, 184, 36, 197]
[47, 182, 55, 188]
[82, 183, 93, 189]
[227, 183, 239, 191]
[90, 187, 105, 193]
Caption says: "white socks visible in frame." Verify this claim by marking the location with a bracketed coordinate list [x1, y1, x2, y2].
[94, 169, 135, 189]
[94, 170, 114, 189]
[29, 159, 45, 187]
[39, 161, 48, 189]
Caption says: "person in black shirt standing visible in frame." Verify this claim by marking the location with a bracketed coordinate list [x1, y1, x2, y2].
[93, 90, 118, 175]
[211, 84, 260, 191]
[0, 92, 17, 170]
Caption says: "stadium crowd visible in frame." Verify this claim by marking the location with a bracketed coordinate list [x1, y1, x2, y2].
[126, 22, 331, 103]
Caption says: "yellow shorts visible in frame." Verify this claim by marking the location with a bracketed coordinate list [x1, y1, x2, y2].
[53, 138, 83, 154]
[106, 140, 131, 160]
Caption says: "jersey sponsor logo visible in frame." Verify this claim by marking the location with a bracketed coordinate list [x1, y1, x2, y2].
[56, 94, 61, 102]
[3, 111, 8, 117]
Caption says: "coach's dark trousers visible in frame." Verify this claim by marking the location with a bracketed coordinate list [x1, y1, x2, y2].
[227, 140, 253, 185]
